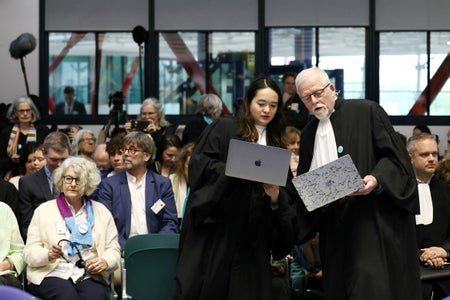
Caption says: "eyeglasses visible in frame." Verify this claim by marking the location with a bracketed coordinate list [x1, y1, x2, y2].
[141, 112, 157, 116]
[300, 83, 331, 103]
[63, 176, 81, 185]
[119, 147, 144, 155]
[16, 109, 32, 115]
[79, 137, 96, 143]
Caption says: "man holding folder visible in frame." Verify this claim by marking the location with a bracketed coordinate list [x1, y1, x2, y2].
[289, 67, 421, 300]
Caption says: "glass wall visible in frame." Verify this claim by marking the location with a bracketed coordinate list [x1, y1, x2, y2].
[380, 31, 450, 116]
[46, 29, 449, 119]
[158, 32, 255, 116]
[269, 27, 366, 100]
[429, 32, 450, 115]
[48, 32, 144, 116]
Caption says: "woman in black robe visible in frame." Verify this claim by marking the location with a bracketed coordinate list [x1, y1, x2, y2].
[171, 76, 297, 300]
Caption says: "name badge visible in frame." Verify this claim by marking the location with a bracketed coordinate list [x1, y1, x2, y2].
[56, 221, 66, 235]
[151, 199, 166, 214]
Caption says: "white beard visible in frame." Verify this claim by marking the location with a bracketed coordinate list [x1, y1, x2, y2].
[313, 106, 330, 120]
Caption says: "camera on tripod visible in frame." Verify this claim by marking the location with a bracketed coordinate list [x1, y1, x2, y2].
[102, 90, 128, 140]
[108, 91, 125, 112]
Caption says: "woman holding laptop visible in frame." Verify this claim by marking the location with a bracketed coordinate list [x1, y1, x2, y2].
[171, 76, 297, 300]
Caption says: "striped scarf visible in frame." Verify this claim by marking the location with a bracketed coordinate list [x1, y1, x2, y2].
[7, 123, 37, 157]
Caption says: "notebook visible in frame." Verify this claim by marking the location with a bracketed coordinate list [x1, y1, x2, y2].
[225, 139, 292, 186]
[292, 154, 364, 211]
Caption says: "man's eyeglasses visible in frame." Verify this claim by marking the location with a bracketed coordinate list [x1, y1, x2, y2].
[79, 137, 96, 143]
[300, 83, 331, 103]
[63, 176, 81, 185]
[16, 109, 32, 115]
[119, 147, 144, 155]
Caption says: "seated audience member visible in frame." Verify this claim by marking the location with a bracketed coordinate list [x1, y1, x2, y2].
[19, 131, 71, 240]
[59, 124, 82, 143]
[0, 179, 20, 218]
[9, 142, 45, 190]
[445, 130, 450, 159]
[169, 142, 194, 223]
[435, 158, 450, 184]
[290, 238, 323, 299]
[413, 125, 432, 136]
[283, 93, 309, 131]
[149, 134, 182, 177]
[105, 134, 125, 177]
[55, 86, 87, 115]
[0, 96, 50, 180]
[271, 256, 291, 300]
[407, 133, 450, 299]
[24, 156, 120, 300]
[182, 94, 223, 145]
[124, 98, 176, 145]
[282, 72, 309, 130]
[281, 72, 297, 105]
[282, 126, 301, 177]
[97, 131, 179, 250]
[0, 201, 26, 289]
[92, 144, 111, 177]
[71, 129, 96, 159]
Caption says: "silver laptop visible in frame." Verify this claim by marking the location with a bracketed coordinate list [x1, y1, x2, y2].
[225, 139, 292, 186]
[292, 154, 364, 211]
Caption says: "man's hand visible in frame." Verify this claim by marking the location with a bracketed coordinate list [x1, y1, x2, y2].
[420, 247, 448, 269]
[352, 175, 378, 196]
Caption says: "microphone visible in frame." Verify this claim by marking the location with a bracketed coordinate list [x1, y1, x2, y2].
[9, 32, 37, 59]
[132, 25, 147, 46]
[58, 239, 86, 269]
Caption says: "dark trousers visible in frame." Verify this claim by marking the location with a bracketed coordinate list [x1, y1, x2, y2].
[27, 276, 109, 300]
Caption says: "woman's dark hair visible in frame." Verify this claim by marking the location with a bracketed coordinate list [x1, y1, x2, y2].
[237, 75, 286, 147]
[155, 134, 182, 162]
[18, 142, 40, 175]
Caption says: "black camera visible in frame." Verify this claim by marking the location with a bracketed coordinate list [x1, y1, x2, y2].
[130, 119, 150, 131]
[108, 91, 125, 112]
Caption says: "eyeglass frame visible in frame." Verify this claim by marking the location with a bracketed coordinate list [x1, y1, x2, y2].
[16, 108, 32, 115]
[78, 137, 96, 143]
[119, 147, 145, 155]
[63, 176, 81, 185]
[300, 82, 331, 104]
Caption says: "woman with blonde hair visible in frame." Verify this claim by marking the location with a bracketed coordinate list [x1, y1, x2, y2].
[282, 126, 301, 176]
[24, 156, 120, 299]
[169, 142, 195, 223]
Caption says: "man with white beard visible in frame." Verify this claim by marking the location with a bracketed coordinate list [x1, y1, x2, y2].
[288, 67, 421, 300]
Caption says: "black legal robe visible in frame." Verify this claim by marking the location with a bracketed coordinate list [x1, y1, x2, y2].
[171, 117, 296, 300]
[290, 98, 422, 300]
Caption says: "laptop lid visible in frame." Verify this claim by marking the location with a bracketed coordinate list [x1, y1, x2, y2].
[292, 154, 364, 211]
[225, 139, 291, 186]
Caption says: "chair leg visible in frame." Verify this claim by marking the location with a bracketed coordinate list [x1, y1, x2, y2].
[121, 266, 132, 299]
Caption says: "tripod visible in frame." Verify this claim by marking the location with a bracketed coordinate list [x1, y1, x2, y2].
[104, 108, 128, 139]
[101, 91, 128, 141]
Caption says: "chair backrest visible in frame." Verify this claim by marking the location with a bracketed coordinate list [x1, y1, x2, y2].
[124, 233, 179, 300]
[420, 264, 450, 282]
